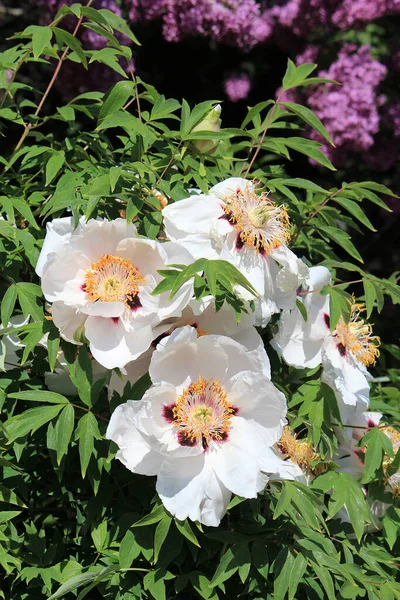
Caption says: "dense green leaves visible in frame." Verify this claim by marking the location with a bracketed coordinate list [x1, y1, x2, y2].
[0, 9, 399, 600]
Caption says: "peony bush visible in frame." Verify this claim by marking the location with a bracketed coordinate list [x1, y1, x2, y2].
[0, 5, 400, 599]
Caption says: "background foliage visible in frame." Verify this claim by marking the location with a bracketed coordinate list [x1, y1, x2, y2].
[0, 3, 400, 599]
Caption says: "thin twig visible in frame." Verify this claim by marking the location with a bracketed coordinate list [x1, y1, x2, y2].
[298, 279, 363, 296]
[71, 403, 109, 423]
[9, 0, 94, 158]
[291, 187, 344, 244]
[242, 92, 283, 179]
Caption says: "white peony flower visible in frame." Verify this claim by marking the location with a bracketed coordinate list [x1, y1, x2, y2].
[109, 295, 271, 397]
[271, 266, 380, 424]
[37, 218, 194, 369]
[162, 177, 309, 326]
[107, 326, 292, 526]
[335, 412, 399, 529]
[0, 314, 30, 371]
[273, 425, 328, 485]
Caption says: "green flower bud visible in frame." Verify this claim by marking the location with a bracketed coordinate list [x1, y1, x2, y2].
[191, 104, 222, 154]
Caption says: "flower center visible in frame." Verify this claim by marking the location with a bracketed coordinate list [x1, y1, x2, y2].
[163, 376, 237, 450]
[220, 183, 290, 254]
[379, 427, 400, 497]
[277, 426, 326, 475]
[83, 254, 144, 307]
[334, 301, 380, 366]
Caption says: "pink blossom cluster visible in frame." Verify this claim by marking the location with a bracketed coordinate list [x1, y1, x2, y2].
[270, 0, 400, 36]
[301, 45, 387, 165]
[223, 72, 252, 102]
[127, 0, 273, 50]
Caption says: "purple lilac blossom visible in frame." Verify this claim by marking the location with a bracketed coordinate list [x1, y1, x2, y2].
[331, 0, 400, 28]
[126, 0, 273, 50]
[224, 72, 252, 102]
[268, 0, 400, 37]
[304, 45, 387, 165]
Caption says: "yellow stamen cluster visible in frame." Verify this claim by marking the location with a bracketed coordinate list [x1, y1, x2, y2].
[381, 426, 400, 497]
[173, 376, 235, 447]
[334, 301, 380, 366]
[83, 254, 144, 306]
[221, 183, 290, 254]
[278, 426, 326, 475]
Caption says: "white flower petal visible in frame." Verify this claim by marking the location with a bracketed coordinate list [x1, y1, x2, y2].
[162, 195, 223, 241]
[36, 216, 83, 277]
[106, 401, 163, 475]
[85, 316, 153, 369]
[157, 454, 230, 526]
[41, 249, 90, 305]
[225, 372, 286, 445]
[322, 337, 370, 423]
[212, 421, 270, 498]
[149, 327, 228, 387]
[209, 177, 253, 200]
[69, 218, 138, 261]
[52, 302, 87, 344]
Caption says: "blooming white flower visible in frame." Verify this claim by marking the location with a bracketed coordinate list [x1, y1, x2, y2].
[162, 177, 309, 326]
[37, 218, 194, 369]
[0, 314, 30, 371]
[273, 426, 328, 485]
[109, 295, 271, 397]
[107, 326, 292, 526]
[271, 266, 380, 424]
[335, 412, 399, 530]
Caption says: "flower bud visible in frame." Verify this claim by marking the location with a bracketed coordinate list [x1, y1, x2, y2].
[191, 104, 222, 154]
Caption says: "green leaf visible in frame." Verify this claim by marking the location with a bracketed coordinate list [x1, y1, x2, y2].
[318, 225, 363, 262]
[45, 151, 65, 186]
[25, 25, 53, 59]
[288, 553, 308, 600]
[175, 519, 200, 547]
[48, 566, 117, 600]
[57, 106, 75, 121]
[10, 197, 40, 229]
[154, 515, 172, 563]
[75, 412, 101, 478]
[279, 137, 336, 170]
[98, 80, 135, 124]
[363, 278, 376, 319]
[0, 484, 27, 508]
[142, 210, 163, 239]
[311, 563, 335, 600]
[359, 427, 393, 484]
[241, 100, 274, 129]
[273, 547, 294, 599]
[334, 197, 376, 231]
[1, 285, 18, 328]
[119, 529, 140, 568]
[98, 8, 140, 45]
[7, 390, 69, 404]
[53, 27, 87, 68]
[4, 403, 64, 443]
[328, 287, 352, 331]
[0, 511, 21, 524]
[296, 298, 308, 322]
[282, 60, 318, 91]
[54, 403, 75, 465]
[281, 101, 334, 146]
[109, 165, 122, 192]
[132, 504, 167, 528]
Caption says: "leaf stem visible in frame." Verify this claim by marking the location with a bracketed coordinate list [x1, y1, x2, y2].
[71, 403, 109, 423]
[291, 187, 344, 244]
[9, 0, 94, 159]
[242, 92, 283, 178]
[297, 279, 363, 296]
